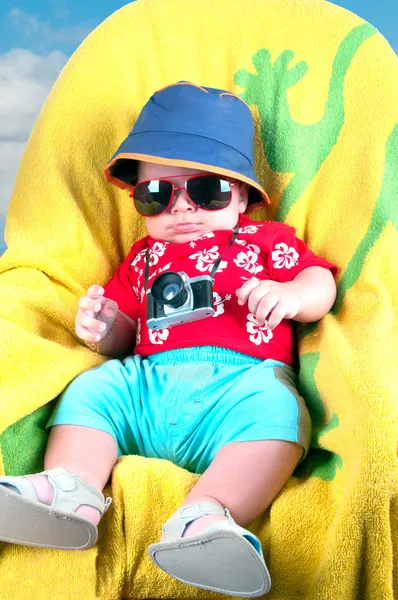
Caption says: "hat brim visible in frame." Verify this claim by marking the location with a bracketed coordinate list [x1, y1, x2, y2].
[104, 131, 270, 207]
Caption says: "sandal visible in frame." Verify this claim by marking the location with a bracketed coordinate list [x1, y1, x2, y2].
[148, 501, 271, 597]
[0, 467, 111, 550]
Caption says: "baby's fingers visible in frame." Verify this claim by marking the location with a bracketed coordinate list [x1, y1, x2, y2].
[255, 294, 279, 326]
[236, 279, 261, 305]
[77, 311, 107, 333]
[265, 302, 286, 330]
[96, 298, 118, 333]
[75, 324, 103, 343]
[76, 312, 107, 340]
[87, 285, 105, 300]
[100, 298, 118, 319]
[78, 295, 104, 315]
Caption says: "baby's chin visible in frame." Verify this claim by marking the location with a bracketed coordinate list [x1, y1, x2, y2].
[167, 232, 207, 244]
[152, 228, 212, 244]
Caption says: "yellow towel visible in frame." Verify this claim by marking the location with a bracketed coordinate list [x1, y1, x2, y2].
[0, 0, 397, 598]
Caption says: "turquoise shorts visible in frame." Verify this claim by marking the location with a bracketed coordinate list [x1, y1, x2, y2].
[48, 347, 311, 474]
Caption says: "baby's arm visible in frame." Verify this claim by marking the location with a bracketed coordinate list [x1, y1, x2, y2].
[75, 285, 136, 357]
[236, 266, 336, 330]
[283, 266, 337, 322]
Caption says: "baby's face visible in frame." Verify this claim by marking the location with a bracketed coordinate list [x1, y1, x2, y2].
[137, 162, 248, 244]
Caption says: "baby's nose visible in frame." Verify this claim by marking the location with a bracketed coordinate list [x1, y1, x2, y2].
[170, 189, 196, 213]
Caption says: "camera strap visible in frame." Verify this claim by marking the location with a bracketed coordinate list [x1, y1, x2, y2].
[209, 222, 239, 279]
[144, 222, 240, 290]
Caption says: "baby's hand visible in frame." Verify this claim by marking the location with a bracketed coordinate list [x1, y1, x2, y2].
[236, 279, 301, 330]
[75, 285, 118, 343]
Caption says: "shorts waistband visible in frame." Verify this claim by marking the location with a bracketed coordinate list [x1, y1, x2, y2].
[147, 346, 278, 367]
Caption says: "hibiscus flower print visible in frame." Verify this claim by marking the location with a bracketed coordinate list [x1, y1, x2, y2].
[212, 292, 232, 317]
[272, 243, 299, 269]
[148, 262, 172, 282]
[148, 327, 169, 345]
[246, 314, 273, 346]
[148, 242, 168, 266]
[131, 249, 146, 271]
[238, 225, 259, 234]
[189, 246, 227, 273]
[189, 232, 215, 248]
[234, 245, 264, 275]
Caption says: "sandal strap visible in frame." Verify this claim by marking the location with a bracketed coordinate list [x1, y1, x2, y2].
[0, 468, 112, 516]
[43, 468, 111, 515]
[0, 476, 38, 502]
[204, 519, 263, 556]
[162, 501, 226, 540]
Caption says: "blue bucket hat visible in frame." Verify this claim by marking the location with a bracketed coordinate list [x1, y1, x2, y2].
[104, 82, 269, 210]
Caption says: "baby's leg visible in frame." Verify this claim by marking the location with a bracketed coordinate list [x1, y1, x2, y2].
[0, 357, 143, 549]
[181, 439, 302, 536]
[0, 424, 117, 549]
[25, 356, 143, 525]
[149, 355, 308, 595]
[176, 359, 309, 535]
[152, 440, 301, 596]
[27, 424, 118, 524]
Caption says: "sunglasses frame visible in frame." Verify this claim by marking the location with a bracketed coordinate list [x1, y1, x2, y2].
[130, 173, 237, 217]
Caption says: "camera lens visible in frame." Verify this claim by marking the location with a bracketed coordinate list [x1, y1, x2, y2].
[151, 272, 188, 308]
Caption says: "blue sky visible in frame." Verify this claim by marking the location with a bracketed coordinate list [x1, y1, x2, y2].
[0, 0, 397, 251]
[0, 0, 396, 57]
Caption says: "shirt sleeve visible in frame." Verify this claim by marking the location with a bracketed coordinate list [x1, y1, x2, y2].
[267, 223, 338, 283]
[103, 238, 148, 322]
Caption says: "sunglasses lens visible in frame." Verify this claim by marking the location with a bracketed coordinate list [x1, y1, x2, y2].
[187, 176, 232, 210]
[133, 180, 173, 216]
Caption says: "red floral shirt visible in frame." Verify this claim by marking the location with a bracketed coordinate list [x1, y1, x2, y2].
[104, 215, 337, 365]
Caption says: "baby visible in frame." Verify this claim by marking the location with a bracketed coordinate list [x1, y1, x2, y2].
[0, 82, 336, 598]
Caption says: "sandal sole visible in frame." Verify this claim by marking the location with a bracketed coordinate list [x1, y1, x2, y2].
[148, 530, 271, 597]
[0, 486, 97, 550]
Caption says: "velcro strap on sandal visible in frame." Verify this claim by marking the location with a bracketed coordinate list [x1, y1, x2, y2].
[162, 501, 226, 540]
[42, 468, 112, 515]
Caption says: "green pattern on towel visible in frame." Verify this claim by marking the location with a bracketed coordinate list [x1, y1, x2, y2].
[295, 353, 342, 481]
[0, 403, 53, 475]
[235, 23, 377, 221]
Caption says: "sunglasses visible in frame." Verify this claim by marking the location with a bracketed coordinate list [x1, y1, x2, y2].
[130, 173, 237, 217]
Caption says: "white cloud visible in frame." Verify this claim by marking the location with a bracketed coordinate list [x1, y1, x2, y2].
[0, 49, 67, 214]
